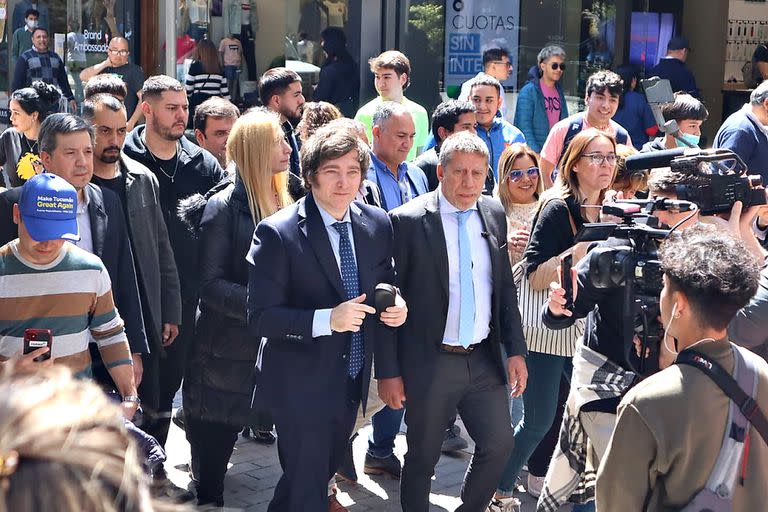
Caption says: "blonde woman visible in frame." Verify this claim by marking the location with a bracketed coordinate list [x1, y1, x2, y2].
[181, 108, 292, 507]
[494, 142, 545, 267]
[492, 129, 618, 509]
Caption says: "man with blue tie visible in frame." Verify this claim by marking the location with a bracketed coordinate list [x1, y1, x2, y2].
[378, 131, 528, 511]
[247, 124, 408, 512]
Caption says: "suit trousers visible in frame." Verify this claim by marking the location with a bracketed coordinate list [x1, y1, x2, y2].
[401, 342, 514, 512]
[268, 375, 360, 512]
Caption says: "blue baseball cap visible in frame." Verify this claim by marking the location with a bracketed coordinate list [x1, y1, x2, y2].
[18, 173, 80, 242]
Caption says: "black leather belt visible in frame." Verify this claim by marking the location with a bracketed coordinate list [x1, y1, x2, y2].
[440, 343, 475, 354]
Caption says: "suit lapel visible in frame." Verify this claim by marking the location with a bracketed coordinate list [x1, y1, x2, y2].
[87, 184, 107, 258]
[476, 196, 501, 285]
[350, 204, 374, 295]
[422, 192, 450, 299]
[303, 194, 347, 300]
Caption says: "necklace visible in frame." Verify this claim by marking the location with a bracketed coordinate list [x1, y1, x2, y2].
[22, 134, 38, 154]
[147, 142, 180, 183]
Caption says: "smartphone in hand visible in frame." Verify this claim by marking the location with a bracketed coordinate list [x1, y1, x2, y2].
[559, 253, 575, 311]
[23, 329, 53, 362]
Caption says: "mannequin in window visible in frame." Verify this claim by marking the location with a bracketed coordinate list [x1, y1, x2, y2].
[323, 0, 346, 28]
[222, 0, 258, 80]
[219, 34, 242, 102]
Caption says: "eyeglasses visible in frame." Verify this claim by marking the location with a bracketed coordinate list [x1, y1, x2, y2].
[506, 167, 540, 182]
[491, 60, 513, 68]
[550, 63, 566, 71]
[109, 49, 130, 56]
[582, 153, 617, 165]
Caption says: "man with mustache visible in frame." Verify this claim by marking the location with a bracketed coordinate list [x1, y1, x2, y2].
[0, 113, 149, 388]
[122, 75, 225, 491]
[85, 93, 182, 442]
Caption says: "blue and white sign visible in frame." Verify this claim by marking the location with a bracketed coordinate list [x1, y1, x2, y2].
[444, 0, 521, 89]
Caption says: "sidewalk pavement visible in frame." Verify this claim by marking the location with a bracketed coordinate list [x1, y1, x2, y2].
[164, 407, 570, 511]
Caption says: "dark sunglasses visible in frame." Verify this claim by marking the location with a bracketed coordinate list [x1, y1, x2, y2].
[506, 167, 540, 182]
[550, 63, 566, 71]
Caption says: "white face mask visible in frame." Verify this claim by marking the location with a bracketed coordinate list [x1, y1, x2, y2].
[26, 20, 38, 30]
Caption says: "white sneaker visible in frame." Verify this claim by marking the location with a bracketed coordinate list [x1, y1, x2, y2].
[527, 474, 546, 498]
[487, 496, 521, 512]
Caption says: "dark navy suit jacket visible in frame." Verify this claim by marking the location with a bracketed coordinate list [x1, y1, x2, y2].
[246, 193, 396, 411]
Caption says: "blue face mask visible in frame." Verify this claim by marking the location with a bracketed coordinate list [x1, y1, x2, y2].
[675, 132, 700, 148]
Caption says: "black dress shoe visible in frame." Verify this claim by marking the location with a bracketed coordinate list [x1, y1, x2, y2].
[335, 440, 357, 482]
[363, 453, 401, 479]
[252, 429, 276, 444]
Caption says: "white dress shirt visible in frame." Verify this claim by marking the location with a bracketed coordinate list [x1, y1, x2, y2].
[310, 199, 360, 338]
[438, 188, 492, 346]
[75, 191, 93, 254]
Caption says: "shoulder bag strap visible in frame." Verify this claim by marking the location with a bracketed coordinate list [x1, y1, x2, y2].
[676, 348, 768, 445]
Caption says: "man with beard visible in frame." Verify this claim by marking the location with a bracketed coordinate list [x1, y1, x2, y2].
[0, 113, 149, 386]
[259, 67, 305, 199]
[84, 93, 182, 438]
[122, 75, 224, 493]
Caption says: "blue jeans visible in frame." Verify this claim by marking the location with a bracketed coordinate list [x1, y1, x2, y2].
[368, 405, 405, 458]
[497, 351, 573, 494]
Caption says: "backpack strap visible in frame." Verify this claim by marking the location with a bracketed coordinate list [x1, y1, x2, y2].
[676, 345, 768, 445]
[615, 125, 629, 146]
[558, 116, 584, 165]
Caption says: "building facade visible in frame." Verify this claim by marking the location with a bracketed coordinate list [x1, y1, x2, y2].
[0, 1, 737, 140]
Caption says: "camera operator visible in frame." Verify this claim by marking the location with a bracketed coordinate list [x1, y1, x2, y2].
[535, 166, 767, 510]
[596, 225, 768, 510]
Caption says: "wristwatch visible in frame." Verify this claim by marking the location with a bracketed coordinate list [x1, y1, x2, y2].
[122, 395, 141, 406]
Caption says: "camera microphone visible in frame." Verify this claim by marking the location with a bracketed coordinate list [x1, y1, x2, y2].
[624, 148, 687, 172]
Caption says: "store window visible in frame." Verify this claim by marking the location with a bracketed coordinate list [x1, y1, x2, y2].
[399, 0, 679, 116]
[0, 0, 137, 123]
[174, 0, 355, 106]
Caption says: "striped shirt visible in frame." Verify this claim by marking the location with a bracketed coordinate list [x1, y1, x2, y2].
[0, 240, 132, 377]
[184, 62, 230, 100]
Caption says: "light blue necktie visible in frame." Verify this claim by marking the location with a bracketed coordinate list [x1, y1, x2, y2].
[457, 210, 475, 348]
[333, 222, 364, 378]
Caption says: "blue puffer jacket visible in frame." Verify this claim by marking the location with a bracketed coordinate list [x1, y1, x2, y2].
[514, 75, 568, 154]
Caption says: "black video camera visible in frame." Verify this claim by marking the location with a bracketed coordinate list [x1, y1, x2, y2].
[625, 148, 765, 216]
[574, 198, 696, 376]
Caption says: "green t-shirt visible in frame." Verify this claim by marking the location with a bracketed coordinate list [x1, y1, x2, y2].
[354, 96, 430, 161]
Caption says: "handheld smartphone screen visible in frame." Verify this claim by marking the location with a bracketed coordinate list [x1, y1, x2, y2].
[559, 253, 575, 311]
[23, 328, 53, 362]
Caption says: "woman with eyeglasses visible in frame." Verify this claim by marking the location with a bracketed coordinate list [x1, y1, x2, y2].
[514, 46, 569, 154]
[491, 129, 618, 510]
[495, 143, 544, 267]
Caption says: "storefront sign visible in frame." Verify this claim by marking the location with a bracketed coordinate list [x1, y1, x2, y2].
[443, 0, 520, 89]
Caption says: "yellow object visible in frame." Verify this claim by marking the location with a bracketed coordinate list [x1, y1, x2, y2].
[17, 152, 43, 181]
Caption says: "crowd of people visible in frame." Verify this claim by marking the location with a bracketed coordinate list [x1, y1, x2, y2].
[1, 30, 768, 512]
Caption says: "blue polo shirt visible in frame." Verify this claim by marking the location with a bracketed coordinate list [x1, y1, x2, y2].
[476, 117, 526, 180]
[714, 105, 768, 182]
[366, 153, 429, 212]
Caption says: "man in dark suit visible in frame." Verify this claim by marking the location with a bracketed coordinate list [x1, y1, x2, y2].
[378, 131, 528, 511]
[247, 124, 408, 512]
[0, 113, 149, 370]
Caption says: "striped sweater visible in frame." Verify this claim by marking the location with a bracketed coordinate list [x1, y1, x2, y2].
[0, 240, 132, 377]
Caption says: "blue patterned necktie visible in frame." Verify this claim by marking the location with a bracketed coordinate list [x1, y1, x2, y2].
[457, 210, 475, 348]
[333, 222, 364, 378]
